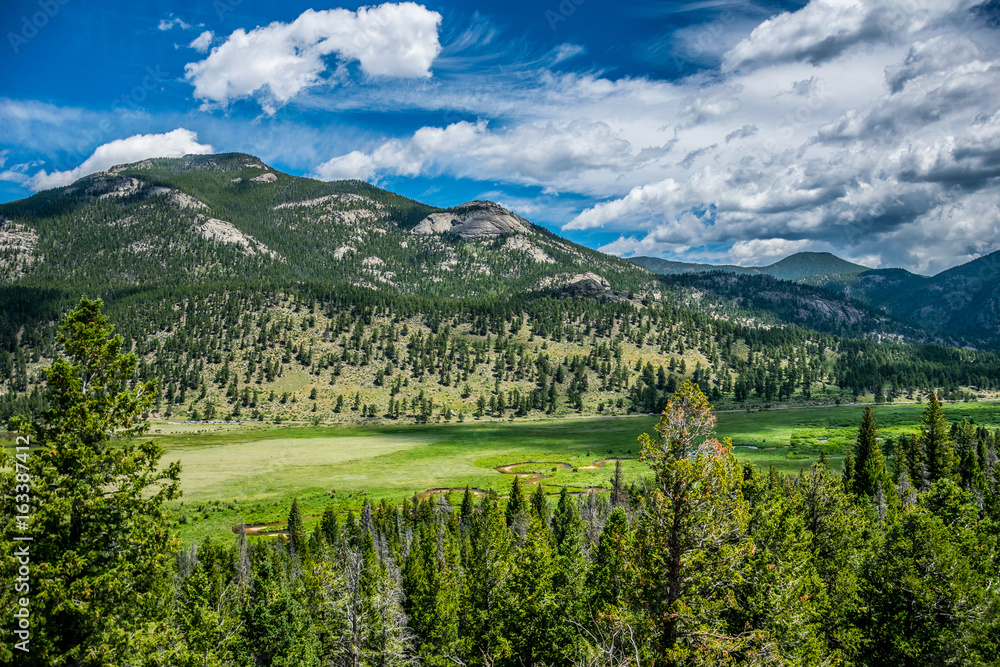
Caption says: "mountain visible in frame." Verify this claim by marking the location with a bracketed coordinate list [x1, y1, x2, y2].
[0, 152, 984, 352]
[654, 271, 937, 344]
[809, 253, 1000, 349]
[631, 251, 869, 281]
[0, 152, 649, 299]
[635, 247, 1000, 348]
[1, 153, 999, 425]
[763, 252, 869, 281]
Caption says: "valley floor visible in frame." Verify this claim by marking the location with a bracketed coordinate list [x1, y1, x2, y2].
[149, 400, 1000, 543]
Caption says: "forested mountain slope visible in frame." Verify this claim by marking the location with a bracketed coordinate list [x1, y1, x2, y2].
[0, 153, 650, 299]
[803, 252, 1000, 348]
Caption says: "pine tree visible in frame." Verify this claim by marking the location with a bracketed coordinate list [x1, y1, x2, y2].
[610, 456, 627, 507]
[551, 486, 584, 558]
[588, 507, 633, 611]
[505, 474, 527, 528]
[4, 297, 181, 663]
[530, 482, 550, 526]
[923, 392, 956, 482]
[634, 380, 750, 661]
[287, 497, 307, 560]
[853, 407, 892, 504]
[842, 450, 856, 493]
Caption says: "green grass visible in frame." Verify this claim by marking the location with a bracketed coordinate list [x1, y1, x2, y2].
[149, 401, 1000, 544]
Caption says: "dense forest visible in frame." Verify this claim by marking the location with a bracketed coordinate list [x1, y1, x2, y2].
[2, 282, 998, 430]
[2, 299, 999, 666]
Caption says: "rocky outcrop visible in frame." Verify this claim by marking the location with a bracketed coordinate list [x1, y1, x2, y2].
[194, 217, 276, 258]
[563, 272, 612, 296]
[251, 172, 277, 183]
[274, 193, 382, 210]
[86, 175, 145, 199]
[163, 189, 208, 211]
[0, 218, 40, 281]
[412, 201, 533, 240]
[504, 235, 555, 264]
[539, 272, 612, 297]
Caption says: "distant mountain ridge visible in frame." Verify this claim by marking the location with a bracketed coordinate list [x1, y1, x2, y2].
[631, 251, 870, 281]
[636, 249, 1000, 349]
[812, 252, 1000, 349]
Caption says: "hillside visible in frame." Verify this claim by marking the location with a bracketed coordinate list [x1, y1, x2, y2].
[0, 152, 651, 299]
[802, 253, 1000, 349]
[654, 272, 940, 345]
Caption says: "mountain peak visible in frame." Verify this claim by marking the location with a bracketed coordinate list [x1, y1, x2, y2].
[630, 250, 868, 281]
[412, 199, 534, 240]
[761, 252, 869, 281]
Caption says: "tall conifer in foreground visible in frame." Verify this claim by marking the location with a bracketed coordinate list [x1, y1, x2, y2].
[634, 380, 750, 663]
[4, 296, 181, 664]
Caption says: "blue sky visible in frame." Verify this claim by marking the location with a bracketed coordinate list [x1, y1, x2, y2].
[2, 0, 999, 274]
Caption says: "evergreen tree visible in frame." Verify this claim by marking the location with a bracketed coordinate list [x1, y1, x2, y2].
[287, 497, 307, 560]
[634, 380, 750, 661]
[853, 406, 893, 507]
[529, 482, 550, 526]
[3, 297, 181, 663]
[505, 474, 527, 529]
[551, 486, 584, 559]
[922, 392, 956, 482]
[588, 507, 633, 611]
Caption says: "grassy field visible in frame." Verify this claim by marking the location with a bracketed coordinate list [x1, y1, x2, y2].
[143, 400, 1000, 543]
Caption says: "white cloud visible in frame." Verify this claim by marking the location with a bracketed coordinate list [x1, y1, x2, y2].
[184, 3, 442, 113]
[722, 0, 974, 72]
[189, 31, 213, 53]
[26, 129, 213, 191]
[314, 150, 377, 181]
[158, 15, 191, 31]
[315, 119, 658, 188]
[548, 2, 1000, 271]
[297, 0, 1000, 271]
[729, 238, 814, 265]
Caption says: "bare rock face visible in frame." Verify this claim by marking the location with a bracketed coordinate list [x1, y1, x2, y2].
[194, 216, 276, 258]
[85, 176, 145, 199]
[563, 272, 612, 296]
[539, 272, 612, 296]
[412, 201, 533, 240]
[0, 217, 41, 282]
[504, 235, 555, 264]
[251, 172, 277, 183]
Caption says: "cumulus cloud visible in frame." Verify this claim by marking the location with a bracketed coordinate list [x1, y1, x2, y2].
[184, 3, 442, 113]
[189, 30, 213, 53]
[27, 129, 213, 191]
[729, 238, 815, 264]
[315, 119, 657, 188]
[722, 0, 975, 72]
[550, 0, 1000, 273]
[314, 150, 377, 181]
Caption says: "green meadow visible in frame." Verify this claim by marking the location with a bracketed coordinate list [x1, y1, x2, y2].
[149, 401, 1000, 543]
